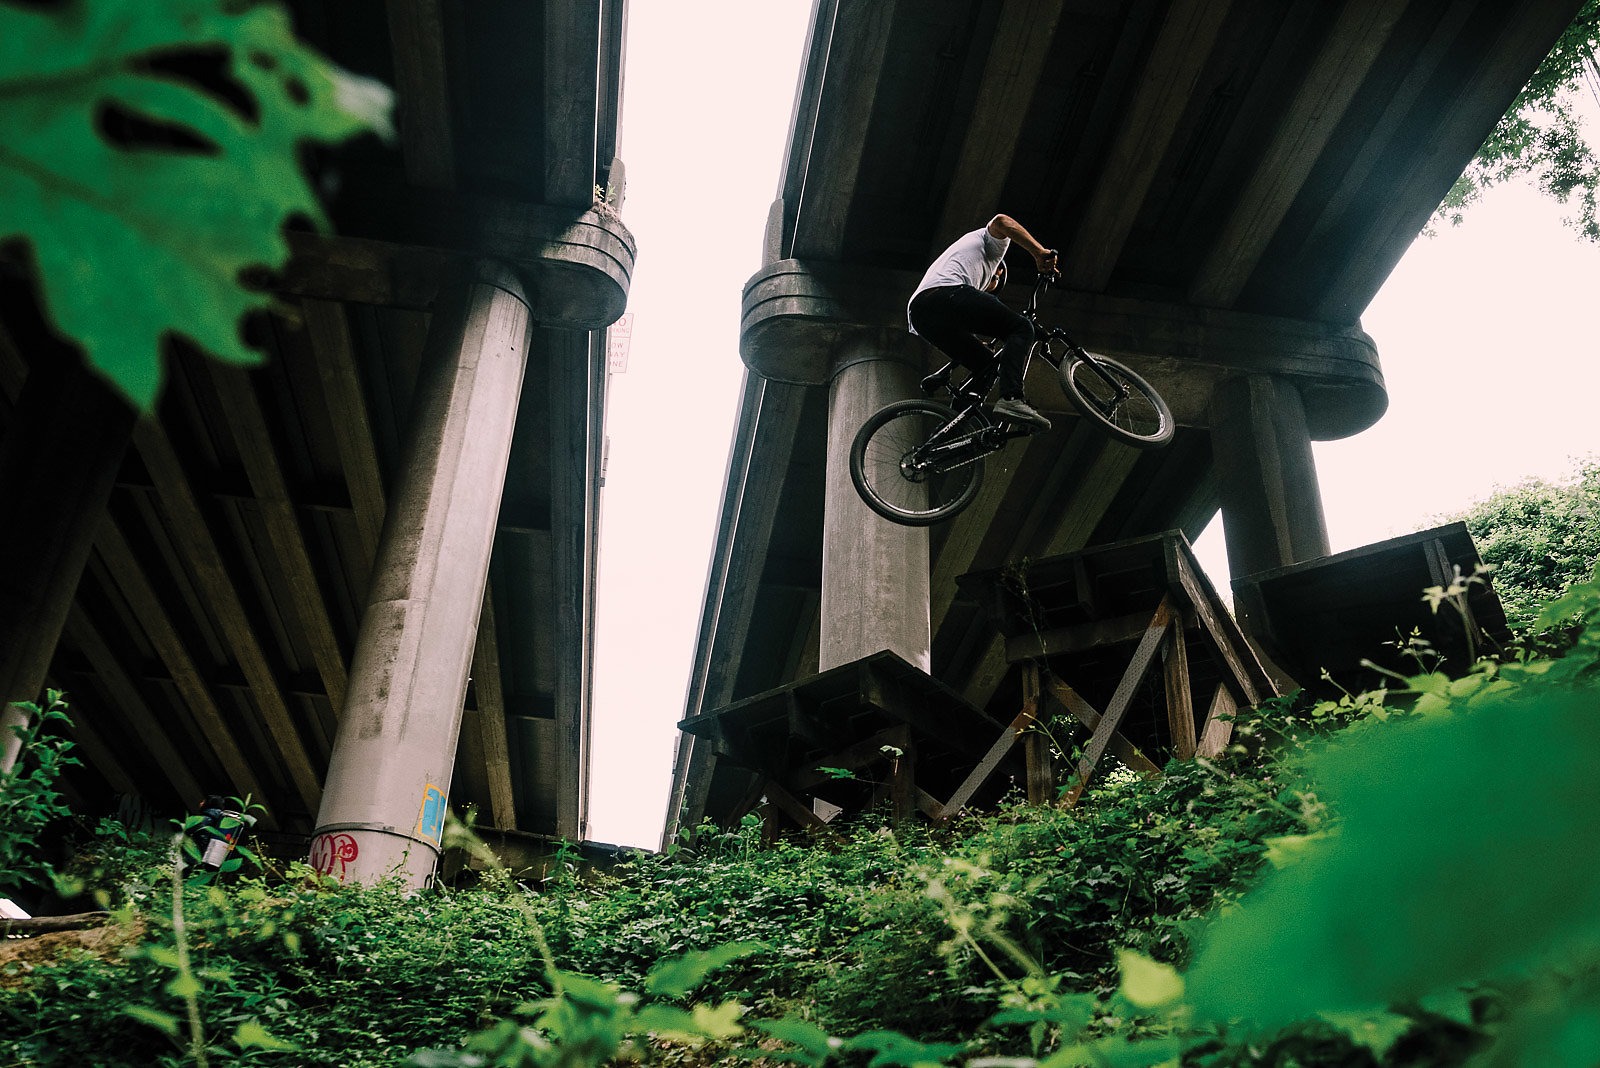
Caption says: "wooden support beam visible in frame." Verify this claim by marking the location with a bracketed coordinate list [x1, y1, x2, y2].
[1044, 677, 1162, 777]
[1189, 0, 1405, 307]
[1022, 663, 1053, 805]
[1062, 596, 1171, 806]
[206, 362, 348, 718]
[62, 607, 205, 807]
[764, 779, 830, 832]
[1196, 684, 1237, 760]
[471, 584, 517, 829]
[301, 299, 387, 575]
[1162, 624, 1196, 761]
[385, 0, 457, 188]
[131, 420, 323, 816]
[1165, 539, 1273, 706]
[91, 522, 275, 822]
[936, 689, 1041, 820]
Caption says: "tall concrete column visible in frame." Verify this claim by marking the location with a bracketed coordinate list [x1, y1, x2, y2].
[310, 262, 532, 887]
[819, 333, 930, 672]
[0, 361, 134, 774]
[1209, 374, 1330, 581]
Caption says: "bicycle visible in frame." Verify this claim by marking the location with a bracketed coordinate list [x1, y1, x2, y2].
[849, 269, 1173, 526]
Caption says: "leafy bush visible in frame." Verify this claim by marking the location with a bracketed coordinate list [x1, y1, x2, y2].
[0, 690, 78, 901]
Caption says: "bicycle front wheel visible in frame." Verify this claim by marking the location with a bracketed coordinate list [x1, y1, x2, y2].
[1058, 352, 1174, 448]
[850, 400, 985, 526]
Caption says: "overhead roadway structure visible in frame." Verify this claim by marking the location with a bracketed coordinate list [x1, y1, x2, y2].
[670, 0, 1580, 838]
[0, 0, 631, 883]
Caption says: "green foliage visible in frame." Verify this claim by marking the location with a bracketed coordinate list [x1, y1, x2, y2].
[0, 690, 78, 898]
[1176, 570, 1600, 1064]
[1432, 0, 1600, 240]
[0, 0, 392, 409]
[1451, 457, 1600, 637]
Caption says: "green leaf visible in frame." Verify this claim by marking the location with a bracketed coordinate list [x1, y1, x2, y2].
[0, 0, 392, 410]
[842, 1029, 966, 1068]
[165, 972, 203, 999]
[644, 941, 765, 998]
[232, 1019, 299, 1051]
[1116, 950, 1184, 1010]
[689, 1000, 747, 1041]
[752, 1017, 841, 1065]
[1319, 1011, 1414, 1057]
[122, 1004, 181, 1037]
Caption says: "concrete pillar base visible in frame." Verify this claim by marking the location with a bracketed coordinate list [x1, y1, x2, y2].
[819, 332, 931, 672]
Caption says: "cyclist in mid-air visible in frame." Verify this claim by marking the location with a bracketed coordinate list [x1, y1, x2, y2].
[907, 214, 1059, 430]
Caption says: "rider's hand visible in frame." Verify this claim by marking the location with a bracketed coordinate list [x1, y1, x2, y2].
[1035, 248, 1060, 278]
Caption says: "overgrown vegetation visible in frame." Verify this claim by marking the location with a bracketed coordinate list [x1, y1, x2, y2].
[1432, 0, 1600, 240]
[1452, 456, 1600, 637]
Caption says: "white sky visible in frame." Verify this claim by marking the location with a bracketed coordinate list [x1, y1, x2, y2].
[588, 2, 1600, 849]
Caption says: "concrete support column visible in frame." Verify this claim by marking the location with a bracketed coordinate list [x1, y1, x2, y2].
[0, 362, 134, 774]
[819, 333, 930, 672]
[310, 262, 532, 887]
[1209, 374, 1330, 581]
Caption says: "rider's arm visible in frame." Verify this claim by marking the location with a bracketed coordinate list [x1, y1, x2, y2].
[987, 215, 1058, 275]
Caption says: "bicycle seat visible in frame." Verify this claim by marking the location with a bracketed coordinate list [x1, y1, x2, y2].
[920, 365, 953, 394]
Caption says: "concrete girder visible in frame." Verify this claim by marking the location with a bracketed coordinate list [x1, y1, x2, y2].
[740, 258, 1385, 440]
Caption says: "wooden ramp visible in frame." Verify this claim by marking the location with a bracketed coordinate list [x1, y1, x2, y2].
[1232, 522, 1512, 694]
[957, 532, 1280, 804]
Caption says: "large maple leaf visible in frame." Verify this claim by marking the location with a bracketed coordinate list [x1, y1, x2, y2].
[0, 0, 392, 409]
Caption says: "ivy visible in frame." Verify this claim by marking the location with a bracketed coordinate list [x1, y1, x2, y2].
[0, 0, 391, 409]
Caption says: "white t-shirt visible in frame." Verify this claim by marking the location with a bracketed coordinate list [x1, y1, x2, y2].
[907, 225, 1010, 334]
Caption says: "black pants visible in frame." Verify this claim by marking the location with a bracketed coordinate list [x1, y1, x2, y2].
[908, 284, 1034, 399]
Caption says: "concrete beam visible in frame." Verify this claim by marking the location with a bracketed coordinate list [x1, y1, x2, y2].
[741, 258, 1385, 438]
[277, 199, 634, 326]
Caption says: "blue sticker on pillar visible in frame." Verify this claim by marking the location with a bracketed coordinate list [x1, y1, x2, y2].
[416, 784, 447, 845]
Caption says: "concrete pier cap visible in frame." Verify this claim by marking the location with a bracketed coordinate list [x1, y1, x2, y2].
[739, 258, 1388, 440]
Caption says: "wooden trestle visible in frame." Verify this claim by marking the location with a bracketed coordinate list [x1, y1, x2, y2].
[679, 531, 1280, 833]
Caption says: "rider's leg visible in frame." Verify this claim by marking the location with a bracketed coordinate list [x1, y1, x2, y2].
[911, 286, 1033, 398]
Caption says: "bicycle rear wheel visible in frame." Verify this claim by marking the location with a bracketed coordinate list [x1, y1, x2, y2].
[850, 399, 985, 526]
[1058, 352, 1174, 448]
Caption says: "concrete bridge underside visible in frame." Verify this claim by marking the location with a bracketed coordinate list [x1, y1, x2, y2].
[670, 0, 1581, 837]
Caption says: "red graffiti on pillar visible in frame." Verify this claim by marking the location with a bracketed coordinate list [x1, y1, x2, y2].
[309, 832, 359, 880]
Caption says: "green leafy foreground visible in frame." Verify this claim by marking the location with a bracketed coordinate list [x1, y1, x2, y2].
[0, 0, 391, 409]
[9, 573, 1600, 1066]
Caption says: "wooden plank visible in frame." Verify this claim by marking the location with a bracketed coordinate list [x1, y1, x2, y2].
[61, 607, 205, 807]
[1022, 664, 1053, 805]
[933, 0, 1065, 246]
[764, 780, 830, 832]
[1062, 596, 1171, 806]
[1196, 683, 1236, 759]
[887, 727, 916, 823]
[131, 420, 323, 816]
[1162, 623, 1196, 761]
[385, 0, 457, 188]
[1045, 677, 1162, 776]
[206, 362, 348, 717]
[544, 0, 602, 206]
[1063, 0, 1235, 290]
[1005, 609, 1164, 663]
[935, 694, 1040, 819]
[790, 0, 899, 259]
[470, 584, 517, 829]
[301, 298, 386, 575]
[1166, 538, 1273, 706]
[92, 522, 274, 819]
[788, 726, 908, 791]
[1189, 0, 1406, 307]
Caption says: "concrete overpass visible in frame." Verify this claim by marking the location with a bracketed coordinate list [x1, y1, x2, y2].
[0, 1, 630, 882]
[669, 0, 1581, 836]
